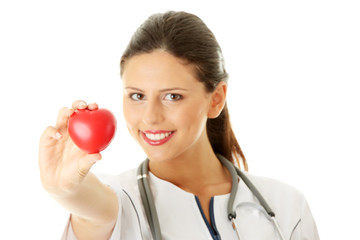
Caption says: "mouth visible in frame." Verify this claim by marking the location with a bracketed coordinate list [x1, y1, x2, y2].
[141, 130, 176, 146]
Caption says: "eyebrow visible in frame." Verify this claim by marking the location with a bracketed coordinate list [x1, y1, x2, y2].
[125, 87, 189, 92]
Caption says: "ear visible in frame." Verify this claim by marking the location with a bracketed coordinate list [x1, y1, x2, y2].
[208, 81, 227, 119]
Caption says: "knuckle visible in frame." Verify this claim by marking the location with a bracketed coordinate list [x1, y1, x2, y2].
[44, 126, 56, 134]
[40, 126, 55, 142]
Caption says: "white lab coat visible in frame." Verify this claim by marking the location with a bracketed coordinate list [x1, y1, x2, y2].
[62, 168, 319, 240]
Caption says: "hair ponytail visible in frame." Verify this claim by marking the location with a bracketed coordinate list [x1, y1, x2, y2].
[120, 11, 248, 170]
[207, 104, 247, 170]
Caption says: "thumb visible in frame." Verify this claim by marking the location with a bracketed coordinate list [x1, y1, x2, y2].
[77, 153, 102, 177]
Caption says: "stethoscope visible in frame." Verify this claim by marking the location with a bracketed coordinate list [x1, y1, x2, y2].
[137, 154, 286, 240]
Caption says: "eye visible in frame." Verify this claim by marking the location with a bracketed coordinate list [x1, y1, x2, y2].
[164, 93, 182, 101]
[130, 93, 146, 101]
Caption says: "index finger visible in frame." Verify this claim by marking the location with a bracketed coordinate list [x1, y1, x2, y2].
[55, 107, 74, 129]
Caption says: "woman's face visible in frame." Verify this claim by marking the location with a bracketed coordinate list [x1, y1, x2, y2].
[122, 50, 214, 162]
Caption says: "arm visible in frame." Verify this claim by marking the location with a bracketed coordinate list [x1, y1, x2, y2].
[55, 173, 118, 240]
[39, 100, 118, 239]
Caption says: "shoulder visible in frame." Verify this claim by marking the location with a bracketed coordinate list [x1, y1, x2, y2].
[238, 171, 306, 221]
[241, 170, 305, 203]
[239, 171, 321, 238]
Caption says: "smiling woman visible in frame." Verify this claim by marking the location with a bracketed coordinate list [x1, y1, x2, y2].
[120, 11, 247, 170]
[122, 50, 225, 165]
[39, 10, 319, 240]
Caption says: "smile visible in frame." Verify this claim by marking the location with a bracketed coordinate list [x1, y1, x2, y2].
[141, 130, 175, 146]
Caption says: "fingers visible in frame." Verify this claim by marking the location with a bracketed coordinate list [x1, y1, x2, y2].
[39, 126, 62, 146]
[55, 100, 99, 129]
[72, 100, 99, 111]
[72, 100, 87, 110]
[55, 107, 75, 130]
[87, 102, 99, 110]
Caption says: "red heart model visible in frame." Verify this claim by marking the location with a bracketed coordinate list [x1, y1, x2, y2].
[68, 108, 117, 154]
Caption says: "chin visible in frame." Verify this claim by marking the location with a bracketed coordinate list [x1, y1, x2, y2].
[140, 143, 178, 163]
[145, 152, 171, 163]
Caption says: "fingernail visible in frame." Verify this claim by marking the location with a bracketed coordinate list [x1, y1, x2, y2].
[55, 132, 62, 139]
[79, 102, 86, 108]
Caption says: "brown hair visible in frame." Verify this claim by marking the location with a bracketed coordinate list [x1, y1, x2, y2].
[120, 11, 247, 170]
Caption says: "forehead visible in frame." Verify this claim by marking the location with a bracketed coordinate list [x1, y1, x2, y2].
[122, 50, 201, 88]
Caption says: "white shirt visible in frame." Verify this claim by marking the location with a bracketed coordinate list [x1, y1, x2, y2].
[62, 168, 319, 240]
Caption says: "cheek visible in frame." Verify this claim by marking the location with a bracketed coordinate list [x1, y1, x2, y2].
[171, 101, 209, 131]
[123, 102, 140, 132]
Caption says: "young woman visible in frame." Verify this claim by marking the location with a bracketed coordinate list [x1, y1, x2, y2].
[39, 11, 319, 240]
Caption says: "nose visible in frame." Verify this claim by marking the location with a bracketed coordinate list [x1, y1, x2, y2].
[142, 98, 164, 125]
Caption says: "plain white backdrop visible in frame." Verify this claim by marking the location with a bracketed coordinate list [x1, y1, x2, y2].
[0, 0, 359, 239]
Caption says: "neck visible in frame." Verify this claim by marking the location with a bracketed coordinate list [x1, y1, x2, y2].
[148, 139, 231, 194]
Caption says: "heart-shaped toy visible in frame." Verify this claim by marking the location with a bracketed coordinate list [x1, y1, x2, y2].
[68, 108, 117, 154]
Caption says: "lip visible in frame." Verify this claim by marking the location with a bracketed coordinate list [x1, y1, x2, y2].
[141, 130, 176, 146]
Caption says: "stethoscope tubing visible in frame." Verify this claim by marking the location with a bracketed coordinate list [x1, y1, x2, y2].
[137, 160, 163, 240]
[137, 155, 286, 240]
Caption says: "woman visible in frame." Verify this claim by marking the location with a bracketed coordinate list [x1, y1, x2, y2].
[39, 11, 319, 239]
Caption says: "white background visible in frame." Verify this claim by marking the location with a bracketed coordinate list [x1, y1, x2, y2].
[0, 0, 359, 239]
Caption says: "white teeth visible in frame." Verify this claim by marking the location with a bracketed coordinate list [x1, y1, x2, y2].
[145, 132, 172, 141]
